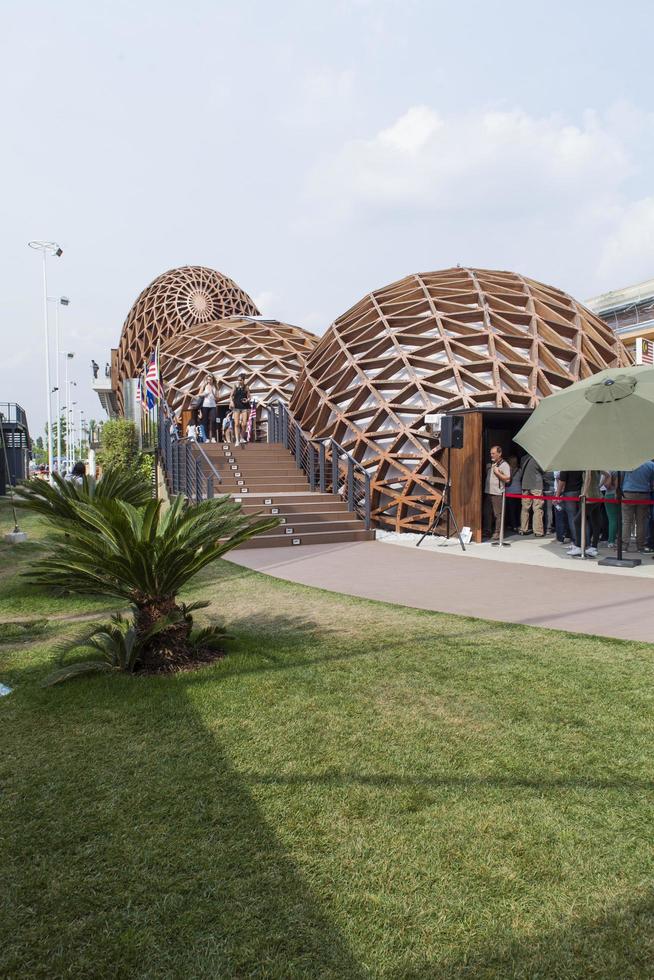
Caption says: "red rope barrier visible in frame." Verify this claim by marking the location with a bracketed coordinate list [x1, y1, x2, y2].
[505, 493, 654, 504]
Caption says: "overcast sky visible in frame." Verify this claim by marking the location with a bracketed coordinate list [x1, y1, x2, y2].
[2, 0, 654, 434]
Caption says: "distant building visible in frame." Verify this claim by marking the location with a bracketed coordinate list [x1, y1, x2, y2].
[0, 402, 31, 493]
[586, 277, 654, 363]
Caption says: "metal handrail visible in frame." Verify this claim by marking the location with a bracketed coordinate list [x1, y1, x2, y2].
[266, 400, 371, 529]
[191, 438, 223, 486]
[157, 405, 222, 503]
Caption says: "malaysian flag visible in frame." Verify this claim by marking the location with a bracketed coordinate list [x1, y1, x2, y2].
[145, 350, 161, 409]
[636, 338, 654, 364]
[135, 376, 142, 405]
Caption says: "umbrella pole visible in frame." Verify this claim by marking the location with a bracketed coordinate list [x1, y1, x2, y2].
[598, 472, 641, 569]
[616, 475, 623, 562]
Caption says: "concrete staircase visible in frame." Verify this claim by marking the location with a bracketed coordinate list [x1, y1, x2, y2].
[200, 441, 375, 549]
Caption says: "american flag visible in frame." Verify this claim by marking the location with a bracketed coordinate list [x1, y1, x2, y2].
[145, 350, 161, 409]
[246, 400, 257, 441]
[636, 338, 654, 364]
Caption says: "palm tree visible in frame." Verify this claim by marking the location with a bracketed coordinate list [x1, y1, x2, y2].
[16, 469, 152, 521]
[28, 494, 278, 672]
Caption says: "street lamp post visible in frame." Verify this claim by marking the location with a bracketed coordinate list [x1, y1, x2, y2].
[79, 410, 86, 458]
[48, 296, 70, 472]
[71, 401, 77, 463]
[64, 356, 75, 469]
[28, 241, 63, 481]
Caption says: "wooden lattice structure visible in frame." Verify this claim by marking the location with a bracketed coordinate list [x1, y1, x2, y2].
[160, 317, 317, 412]
[290, 267, 631, 533]
[116, 266, 260, 390]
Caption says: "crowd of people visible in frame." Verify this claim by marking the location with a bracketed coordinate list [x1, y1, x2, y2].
[484, 444, 654, 558]
[177, 373, 254, 448]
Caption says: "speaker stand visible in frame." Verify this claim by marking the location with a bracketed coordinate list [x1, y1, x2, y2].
[416, 448, 466, 552]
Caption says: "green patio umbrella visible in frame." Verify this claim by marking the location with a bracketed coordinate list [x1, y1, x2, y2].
[515, 365, 654, 567]
[515, 365, 654, 470]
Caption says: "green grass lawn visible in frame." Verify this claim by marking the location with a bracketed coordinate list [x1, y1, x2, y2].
[2, 498, 654, 977]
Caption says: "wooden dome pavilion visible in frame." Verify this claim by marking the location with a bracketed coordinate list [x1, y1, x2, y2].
[116, 266, 260, 387]
[290, 267, 631, 534]
[160, 316, 317, 413]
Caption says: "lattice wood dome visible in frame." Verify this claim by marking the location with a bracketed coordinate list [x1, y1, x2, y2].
[290, 267, 631, 533]
[160, 317, 317, 412]
[116, 266, 260, 385]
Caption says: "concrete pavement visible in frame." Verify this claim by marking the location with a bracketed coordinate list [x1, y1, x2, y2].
[228, 538, 654, 643]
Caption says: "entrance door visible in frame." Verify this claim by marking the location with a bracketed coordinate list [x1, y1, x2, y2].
[449, 408, 531, 543]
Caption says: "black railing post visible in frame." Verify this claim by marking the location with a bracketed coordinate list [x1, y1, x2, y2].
[185, 442, 192, 499]
[282, 405, 288, 448]
[332, 443, 339, 497]
[365, 477, 371, 530]
[195, 459, 202, 503]
[172, 442, 179, 493]
[207, 475, 214, 499]
[319, 441, 326, 492]
[308, 443, 316, 490]
[347, 459, 354, 512]
[295, 422, 302, 467]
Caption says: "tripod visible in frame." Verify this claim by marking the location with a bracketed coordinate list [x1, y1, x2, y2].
[416, 448, 466, 552]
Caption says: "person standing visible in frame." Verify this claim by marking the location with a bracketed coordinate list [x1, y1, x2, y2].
[519, 453, 545, 537]
[621, 460, 654, 552]
[201, 375, 219, 443]
[230, 374, 250, 448]
[483, 445, 511, 540]
[557, 470, 583, 550]
[570, 470, 603, 557]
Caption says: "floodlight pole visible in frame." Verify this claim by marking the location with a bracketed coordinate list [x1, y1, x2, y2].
[49, 297, 70, 472]
[29, 241, 62, 483]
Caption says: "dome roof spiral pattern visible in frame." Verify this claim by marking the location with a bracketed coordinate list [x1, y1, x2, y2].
[116, 265, 260, 385]
[290, 267, 631, 533]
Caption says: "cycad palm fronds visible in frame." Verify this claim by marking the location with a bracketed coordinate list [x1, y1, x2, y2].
[15, 469, 152, 523]
[28, 493, 278, 671]
[27, 494, 275, 602]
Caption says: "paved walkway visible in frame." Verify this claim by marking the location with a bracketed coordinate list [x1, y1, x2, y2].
[228, 539, 654, 643]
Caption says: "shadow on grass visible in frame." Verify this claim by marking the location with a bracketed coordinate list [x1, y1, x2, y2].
[2, 681, 365, 979]
[244, 769, 654, 794]
[401, 892, 654, 977]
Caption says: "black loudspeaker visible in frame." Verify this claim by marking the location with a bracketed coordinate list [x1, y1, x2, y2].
[440, 414, 464, 449]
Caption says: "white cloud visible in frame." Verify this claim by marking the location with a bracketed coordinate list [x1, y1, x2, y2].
[279, 68, 356, 128]
[597, 197, 654, 284]
[252, 290, 280, 316]
[299, 103, 654, 293]
[305, 105, 637, 217]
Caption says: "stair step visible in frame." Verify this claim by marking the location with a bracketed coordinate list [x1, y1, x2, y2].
[239, 500, 353, 515]
[262, 519, 364, 535]
[236, 528, 375, 549]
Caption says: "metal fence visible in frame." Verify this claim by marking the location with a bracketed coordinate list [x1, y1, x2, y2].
[266, 401, 371, 529]
[157, 404, 222, 502]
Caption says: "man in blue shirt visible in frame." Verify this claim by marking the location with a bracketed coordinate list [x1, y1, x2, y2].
[621, 460, 654, 552]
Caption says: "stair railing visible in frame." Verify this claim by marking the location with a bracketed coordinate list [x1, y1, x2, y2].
[157, 403, 221, 503]
[266, 401, 371, 529]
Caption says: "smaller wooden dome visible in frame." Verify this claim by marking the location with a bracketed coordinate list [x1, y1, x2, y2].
[160, 317, 318, 411]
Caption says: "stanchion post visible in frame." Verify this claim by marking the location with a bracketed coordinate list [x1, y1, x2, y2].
[580, 494, 587, 559]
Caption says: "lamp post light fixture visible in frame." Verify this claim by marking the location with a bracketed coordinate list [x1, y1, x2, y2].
[48, 295, 70, 472]
[28, 241, 63, 481]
